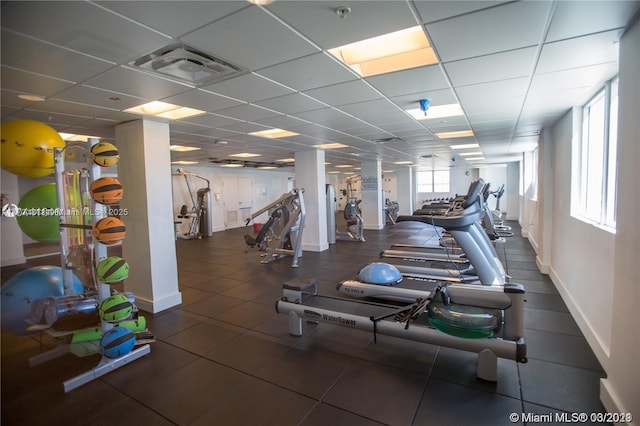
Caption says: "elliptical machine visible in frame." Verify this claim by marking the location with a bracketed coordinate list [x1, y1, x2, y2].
[243, 188, 305, 268]
[173, 168, 212, 239]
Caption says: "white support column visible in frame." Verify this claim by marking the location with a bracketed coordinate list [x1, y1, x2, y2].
[360, 160, 384, 230]
[295, 150, 328, 252]
[396, 166, 414, 215]
[536, 128, 553, 273]
[115, 119, 182, 313]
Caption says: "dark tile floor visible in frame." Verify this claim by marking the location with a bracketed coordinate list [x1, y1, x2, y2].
[1, 221, 608, 425]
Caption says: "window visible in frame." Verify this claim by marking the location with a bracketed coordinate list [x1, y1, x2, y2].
[417, 169, 450, 193]
[573, 77, 618, 229]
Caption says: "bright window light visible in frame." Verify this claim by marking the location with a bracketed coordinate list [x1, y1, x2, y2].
[249, 128, 300, 139]
[125, 101, 205, 120]
[450, 143, 480, 150]
[229, 153, 261, 158]
[406, 103, 464, 120]
[436, 130, 474, 139]
[170, 145, 201, 152]
[328, 26, 438, 77]
[314, 143, 348, 149]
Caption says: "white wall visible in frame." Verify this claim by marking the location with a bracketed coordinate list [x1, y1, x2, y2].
[529, 16, 640, 418]
[601, 15, 640, 421]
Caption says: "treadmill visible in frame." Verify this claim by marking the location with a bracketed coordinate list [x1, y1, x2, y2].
[338, 179, 507, 302]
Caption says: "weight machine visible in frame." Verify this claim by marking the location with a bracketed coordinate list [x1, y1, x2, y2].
[243, 188, 305, 268]
[173, 168, 212, 239]
[328, 176, 365, 242]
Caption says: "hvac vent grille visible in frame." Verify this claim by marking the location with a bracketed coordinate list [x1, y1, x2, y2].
[133, 44, 246, 86]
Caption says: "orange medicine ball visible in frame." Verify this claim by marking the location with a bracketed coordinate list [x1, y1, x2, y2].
[90, 177, 123, 205]
[93, 216, 126, 245]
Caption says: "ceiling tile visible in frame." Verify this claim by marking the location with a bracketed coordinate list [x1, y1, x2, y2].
[545, 0, 640, 42]
[303, 80, 383, 107]
[426, 1, 553, 62]
[337, 99, 409, 125]
[445, 47, 537, 87]
[456, 77, 529, 117]
[1, 30, 116, 83]
[267, 1, 418, 49]
[181, 6, 319, 71]
[214, 104, 282, 122]
[254, 93, 326, 115]
[390, 88, 459, 111]
[367, 65, 450, 97]
[536, 31, 620, 74]
[1, 1, 171, 64]
[52, 85, 144, 110]
[97, 1, 248, 38]
[27, 98, 117, 118]
[257, 53, 357, 92]
[414, 1, 508, 24]
[530, 62, 618, 94]
[162, 88, 244, 112]
[180, 113, 244, 129]
[203, 73, 295, 103]
[84, 66, 192, 101]
[0, 67, 74, 98]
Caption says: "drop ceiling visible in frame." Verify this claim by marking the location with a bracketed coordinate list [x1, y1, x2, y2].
[1, 0, 638, 172]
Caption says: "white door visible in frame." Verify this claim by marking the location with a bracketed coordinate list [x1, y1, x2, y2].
[222, 177, 253, 229]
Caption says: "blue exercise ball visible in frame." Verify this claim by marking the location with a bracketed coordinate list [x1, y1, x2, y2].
[358, 262, 403, 286]
[1, 266, 85, 335]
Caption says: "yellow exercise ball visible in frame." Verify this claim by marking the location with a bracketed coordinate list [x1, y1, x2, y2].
[1, 120, 65, 178]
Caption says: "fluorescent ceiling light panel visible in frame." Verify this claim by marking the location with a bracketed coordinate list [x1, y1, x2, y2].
[124, 101, 205, 120]
[249, 128, 300, 139]
[458, 151, 483, 156]
[382, 170, 394, 173]
[451, 143, 480, 150]
[328, 171, 340, 174]
[467, 157, 485, 161]
[257, 166, 278, 170]
[58, 133, 100, 141]
[313, 143, 348, 149]
[220, 163, 244, 168]
[170, 145, 201, 152]
[436, 130, 475, 139]
[335, 164, 354, 168]
[406, 103, 464, 120]
[329, 26, 438, 77]
[172, 160, 199, 165]
[18, 94, 45, 102]
[229, 153, 261, 158]
[394, 161, 413, 165]
[276, 158, 295, 163]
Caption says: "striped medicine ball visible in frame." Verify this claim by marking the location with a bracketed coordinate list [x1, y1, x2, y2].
[96, 256, 129, 284]
[93, 216, 125, 245]
[90, 142, 119, 167]
[100, 326, 135, 359]
[90, 177, 123, 205]
[98, 294, 133, 323]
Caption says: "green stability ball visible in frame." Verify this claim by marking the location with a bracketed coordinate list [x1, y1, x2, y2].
[16, 183, 60, 243]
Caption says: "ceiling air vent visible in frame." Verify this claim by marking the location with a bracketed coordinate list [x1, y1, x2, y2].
[133, 44, 246, 86]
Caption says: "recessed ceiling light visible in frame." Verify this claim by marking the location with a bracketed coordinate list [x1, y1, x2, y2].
[451, 143, 480, 150]
[436, 130, 475, 139]
[229, 153, 261, 158]
[382, 170, 395, 173]
[393, 161, 413, 165]
[220, 163, 244, 168]
[467, 157, 485, 161]
[328, 171, 341, 174]
[335, 164, 354, 168]
[249, 128, 300, 139]
[18, 94, 45, 102]
[406, 103, 464, 120]
[329, 26, 438, 77]
[170, 145, 201, 152]
[172, 160, 199, 165]
[276, 158, 295, 163]
[313, 143, 348, 149]
[246, 0, 275, 4]
[257, 166, 278, 170]
[58, 133, 100, 141]
[124, 101, 205, 120]
[459, 151, 483, 156]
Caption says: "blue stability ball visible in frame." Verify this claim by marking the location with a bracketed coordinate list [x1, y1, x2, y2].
[1, 266, 85, 335]
[358, 262, 403, 286]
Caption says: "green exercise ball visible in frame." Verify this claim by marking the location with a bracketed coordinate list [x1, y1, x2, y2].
[16, 183, 59, 243]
